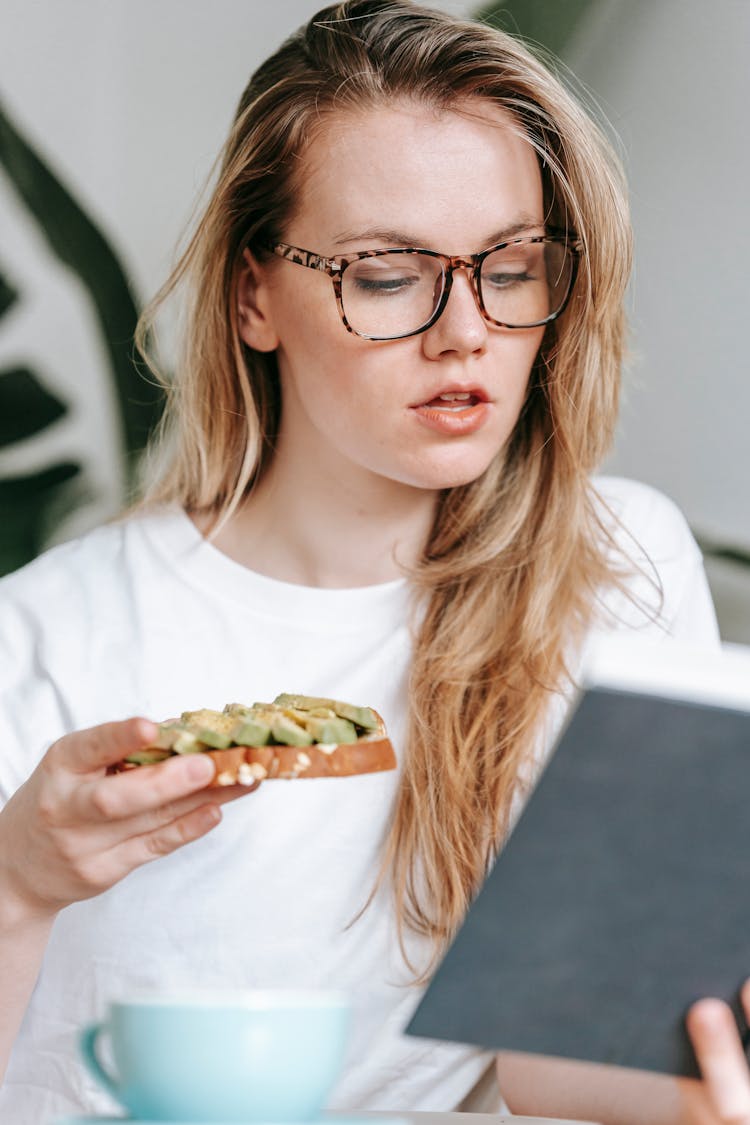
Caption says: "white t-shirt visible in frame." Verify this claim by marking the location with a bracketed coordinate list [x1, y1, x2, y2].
[0, 476, 719, 1122]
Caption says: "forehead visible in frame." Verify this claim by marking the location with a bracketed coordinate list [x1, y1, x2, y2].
[287, 99, 544, 252]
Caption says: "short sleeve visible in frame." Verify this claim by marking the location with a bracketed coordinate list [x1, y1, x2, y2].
[0, 552, 81, 804]
[592, 475, 721, 648]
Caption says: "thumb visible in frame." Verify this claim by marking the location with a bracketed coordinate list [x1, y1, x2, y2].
[55, 717, 160, 775]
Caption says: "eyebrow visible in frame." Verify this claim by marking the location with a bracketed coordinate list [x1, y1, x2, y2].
[331, 215, 545, 249]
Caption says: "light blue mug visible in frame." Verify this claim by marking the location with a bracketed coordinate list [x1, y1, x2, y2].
[79, 988, 351, 1122]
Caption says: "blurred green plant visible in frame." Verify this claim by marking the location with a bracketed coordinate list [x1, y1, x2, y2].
[476, 0, 598, 58]
[0, 99, 164, 576]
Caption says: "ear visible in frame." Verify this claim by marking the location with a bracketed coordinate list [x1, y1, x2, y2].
[237, 248, 280, 353]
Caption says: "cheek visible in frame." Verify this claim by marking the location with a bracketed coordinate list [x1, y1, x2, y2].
[498, 330, 544, 398]
[273, 288, 347, 382]
[275, 304, 379, 418]
[520, 327, 545, 370]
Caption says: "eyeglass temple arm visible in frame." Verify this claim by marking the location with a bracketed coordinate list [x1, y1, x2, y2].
[270, 242, 341, 274]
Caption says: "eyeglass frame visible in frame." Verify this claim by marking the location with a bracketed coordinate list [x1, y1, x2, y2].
[261, 230, 581, 341]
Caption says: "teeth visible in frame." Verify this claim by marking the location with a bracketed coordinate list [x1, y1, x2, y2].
[438, 392, 472, 401]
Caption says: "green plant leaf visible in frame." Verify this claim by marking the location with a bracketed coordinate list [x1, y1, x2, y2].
[695, 536, 750, 570]
[0, 265, 18, 319]
[0, 461, 82, 576]
[476, 0, 598, 59]
[0, 99, 164, 481]
[0, 365, 68, 447]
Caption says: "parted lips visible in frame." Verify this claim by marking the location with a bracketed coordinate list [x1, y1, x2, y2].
[113, 694, 396, 785]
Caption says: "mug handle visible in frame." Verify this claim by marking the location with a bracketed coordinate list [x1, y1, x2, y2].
[79, 1022, 121, 1102]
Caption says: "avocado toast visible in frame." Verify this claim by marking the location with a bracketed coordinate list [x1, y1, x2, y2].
[114, 693, 396, 785]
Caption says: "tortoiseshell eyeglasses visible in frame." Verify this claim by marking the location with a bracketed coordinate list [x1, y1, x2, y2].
[265, 233, 580, 341]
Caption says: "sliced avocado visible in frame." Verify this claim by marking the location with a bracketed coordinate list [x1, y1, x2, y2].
[154, 721, 182, 750]
[273, 693, 379, 732]
[248, 705, 283, 728]
[270, 714, 314, 746]
[329, 702, 379, 732]
[193, 728, 233, 750]
[223, 702, 257, 719]
[181, 707, 228, 728]
[172, 730, 206, 754]
[274, 693, 330, 711]
[124, 749, 173, 765]
[180, 708, 238, 748]
[281, 707, 319, 727]
[305, 716, 358, 744]
[232, 717, 272, 746]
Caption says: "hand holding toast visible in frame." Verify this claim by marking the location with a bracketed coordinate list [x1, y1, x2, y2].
[0, 716, 255, 921]
[0, 693, 393, 921]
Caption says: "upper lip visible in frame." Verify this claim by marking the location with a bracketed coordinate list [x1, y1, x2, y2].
[410, 384, 490, 408]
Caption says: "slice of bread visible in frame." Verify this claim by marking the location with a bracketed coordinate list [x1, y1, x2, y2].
[113, 695, 396, 785]
[203, 726, 395, 786]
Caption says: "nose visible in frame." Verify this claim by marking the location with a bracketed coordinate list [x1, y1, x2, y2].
[420, 266, 488, 359]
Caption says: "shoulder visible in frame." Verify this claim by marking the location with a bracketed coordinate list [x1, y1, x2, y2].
[589, 475, 719, 645]
[591, 475, 700, 562]
[0, 505, 183, 653]
[1, 506, 167, 601]
[2, 519, 126, 600]
[0, 507, 187, 790]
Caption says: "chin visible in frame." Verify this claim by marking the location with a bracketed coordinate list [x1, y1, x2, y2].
[403, 454, 498, 492]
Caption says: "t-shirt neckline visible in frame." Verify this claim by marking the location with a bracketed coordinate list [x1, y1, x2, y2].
[137, 505, 412, 629]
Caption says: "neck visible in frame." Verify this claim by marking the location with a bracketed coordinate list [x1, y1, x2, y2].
[199, 456, 439, 589]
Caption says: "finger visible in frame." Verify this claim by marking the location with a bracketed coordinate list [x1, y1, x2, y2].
[111, 802, 225, 876]
[54, 717, 160, 775]
[100, 775, 260, 839]
[741, 979, 750, 1028]
[80, 752, 218, 823]
[687, 998, 750, 1123]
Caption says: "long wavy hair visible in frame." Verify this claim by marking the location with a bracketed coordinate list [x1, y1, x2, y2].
[136, 0, 636, 978]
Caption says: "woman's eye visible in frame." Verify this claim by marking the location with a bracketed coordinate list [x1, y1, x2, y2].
[351, 273, 421, 295]
[484, 270, 535, 289]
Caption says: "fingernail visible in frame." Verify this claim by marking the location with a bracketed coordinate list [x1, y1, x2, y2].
[185, 755, 215, 783]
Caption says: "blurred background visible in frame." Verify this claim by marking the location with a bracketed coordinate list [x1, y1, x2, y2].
[1, 0, 748, 638]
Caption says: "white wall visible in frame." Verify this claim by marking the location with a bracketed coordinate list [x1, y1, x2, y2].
[566, 0, 750, 551]
[2, 0, 474, 302]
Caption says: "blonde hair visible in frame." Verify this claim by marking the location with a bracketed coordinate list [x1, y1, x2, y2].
[137, 0, 634, 978]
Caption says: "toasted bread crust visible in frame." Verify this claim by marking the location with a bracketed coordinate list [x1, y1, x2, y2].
[207, 734, 396, 785]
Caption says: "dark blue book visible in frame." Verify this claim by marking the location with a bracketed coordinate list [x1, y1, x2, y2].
[407, 640, 750, 1077]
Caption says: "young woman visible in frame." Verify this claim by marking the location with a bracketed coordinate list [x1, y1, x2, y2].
[0, 2, 746, 1121]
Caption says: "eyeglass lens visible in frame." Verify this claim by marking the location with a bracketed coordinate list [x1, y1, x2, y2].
[340, 241, 573, 339]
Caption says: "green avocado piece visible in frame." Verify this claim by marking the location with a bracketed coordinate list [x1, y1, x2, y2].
[274, 693, 331, 711]
[154, 721, 182, 750]
[232, 717, 271, 746]
[305, 716, 358, 744]
[124, 749, 173, 765]
[273, 693, 379, 732]
[223, 702, 255, 718]
[329, 702, 379, 732]
[172, 730, 206, 754]
[270, 714, 314, 746]
[193, 728, 233, 750]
